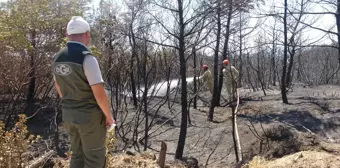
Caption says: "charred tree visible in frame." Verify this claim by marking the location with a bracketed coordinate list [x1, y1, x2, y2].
[216, 0, 233, 105]
[175, 0, 188, 160]
[208, 0, 222, 121]
[281, 0, 288, 104]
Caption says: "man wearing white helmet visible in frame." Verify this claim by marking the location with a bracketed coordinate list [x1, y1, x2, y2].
[51, 16, 115, 168]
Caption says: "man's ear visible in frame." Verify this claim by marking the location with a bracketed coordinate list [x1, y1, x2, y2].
[66, 33, 72, 40]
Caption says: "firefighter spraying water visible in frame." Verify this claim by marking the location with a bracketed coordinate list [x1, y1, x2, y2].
[198, 64, 214, 94]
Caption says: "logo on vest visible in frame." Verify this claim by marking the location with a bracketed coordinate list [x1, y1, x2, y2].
[54, 64, 72, 76]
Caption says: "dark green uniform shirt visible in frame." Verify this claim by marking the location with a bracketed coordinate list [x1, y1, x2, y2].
[51, 41, 104, 124]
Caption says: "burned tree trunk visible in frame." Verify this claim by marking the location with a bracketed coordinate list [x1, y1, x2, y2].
[281, 0, 289, 104]
[208, 0, 222, 121]
[129, 24, 138, 108]
[193, 46, 198, 109]
[142, 39, 149, 151]
[175, 0, 188, 160]
[217, 0, 233, 105]
[27, 30, 37, 115]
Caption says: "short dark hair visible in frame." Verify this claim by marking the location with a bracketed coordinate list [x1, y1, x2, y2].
[68, 32, 87, 39]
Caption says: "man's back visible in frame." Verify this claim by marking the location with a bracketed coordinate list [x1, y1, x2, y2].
[53, 16, 114, 168]
[52, 41, 102, 124]
[202, 70, 213, 83]
[223, 66, 239, 82]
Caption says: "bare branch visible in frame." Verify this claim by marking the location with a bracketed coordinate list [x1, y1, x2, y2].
[151, 1, 179, 13]
[148, 11, 179, 39]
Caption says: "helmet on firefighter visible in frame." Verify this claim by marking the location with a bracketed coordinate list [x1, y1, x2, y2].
[202, 64, 208, 70]
[223, 59, 229, 65]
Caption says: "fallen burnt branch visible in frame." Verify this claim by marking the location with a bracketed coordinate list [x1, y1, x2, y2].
[28, 150, 55, 168]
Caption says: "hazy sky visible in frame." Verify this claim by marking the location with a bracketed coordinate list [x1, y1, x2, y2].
[90, 0, 335, 47]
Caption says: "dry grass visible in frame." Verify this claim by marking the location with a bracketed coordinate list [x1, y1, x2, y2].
[52, 152, 186, 168]
[53, 126, 185, 168]
[242, 156, 266, 168]
[0, 114, 40, 168]
[243, 151, 340, 168]
[0, 115, 184, 168]
[107, 152, 186, 168]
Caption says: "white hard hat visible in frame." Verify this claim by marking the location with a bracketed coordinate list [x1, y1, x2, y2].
[66, 16, 90, 35]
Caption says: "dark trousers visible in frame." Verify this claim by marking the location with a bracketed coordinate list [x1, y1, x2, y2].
[63, 113, 107, 168]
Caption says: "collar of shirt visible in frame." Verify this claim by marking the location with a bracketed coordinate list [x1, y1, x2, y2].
[67, 41, 89, 51]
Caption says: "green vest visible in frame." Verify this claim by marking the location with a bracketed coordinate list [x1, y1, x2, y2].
[51, 42, 101, 124]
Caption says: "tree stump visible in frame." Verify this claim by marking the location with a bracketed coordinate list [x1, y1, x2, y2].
[157, 141, 167, 168]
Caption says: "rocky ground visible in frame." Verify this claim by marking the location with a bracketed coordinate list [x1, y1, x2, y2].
[26, 83, 340, 167]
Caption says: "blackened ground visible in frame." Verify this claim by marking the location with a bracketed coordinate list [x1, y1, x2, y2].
[25, 84, 340, 167]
